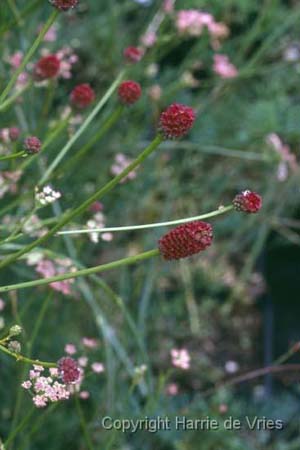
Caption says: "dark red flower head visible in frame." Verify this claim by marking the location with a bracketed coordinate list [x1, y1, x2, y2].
[49, 0, 79, 11]
[233, 190, 262, 213]
[70, 84, 95, 109]
[58, 357, 81, 384]
[34, 55, 60, 80]
[159, 221, 213, 260]
[9, 127, 21, 141]
[123, 46, 143, 63]
[118, 80, 142, 105]
[24, 136, 42, 154]
[159, 103, 196, 139]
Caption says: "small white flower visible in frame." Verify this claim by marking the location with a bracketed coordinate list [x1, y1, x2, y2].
[35, 185, 61, 206]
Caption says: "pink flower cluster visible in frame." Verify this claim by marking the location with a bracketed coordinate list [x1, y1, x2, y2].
[111, 153, 137, 183]
[170, 348, 191, 370]
[266, 133, 298, 181]
[0, 171, 22, 199]
[86, 204, 113, 243]
[33, 257, 76, 295]
[176, 10, 229, 48]
[22, 365, 70, 408]
[213, 54, 238, 79]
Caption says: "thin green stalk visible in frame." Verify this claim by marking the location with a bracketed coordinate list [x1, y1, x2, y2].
[0, 82, 32, 113]
[0, 343, 56, 367]
[0, 10, 59, 105]
[58, 105, 124, 178]
[0, 249, 160, 293]
[4, 407, 35, 447]
[6, 0, 23, 26]
[39, 71, 126, 185]
[0, 135, 163, 270]
[0, 151, 25, 162]
[75, 395, 95, 450]
[58, 205, 233, 236]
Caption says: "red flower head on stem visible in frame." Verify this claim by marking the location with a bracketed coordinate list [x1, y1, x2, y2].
[159, 221, 213, 260]
[24, 136, 42, 155]
[49, 0, 79, 11]
[70, 84, 95, 109]
[233, 190, 262, 213]
[159, 103, 196, 139]
[118, 80, 142, 105]
[9, 127, 21, 141]
[58, 357, 81, 384]
[34, 55, 60, 80]
[123, 46, 143, 63]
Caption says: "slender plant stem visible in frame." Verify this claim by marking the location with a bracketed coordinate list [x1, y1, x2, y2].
[58, 205, 233, 236]
[0, 343, 56, 367]
[4, 407, 35, 447]
[0, 10, 59, 105]
[39, 71, 126, 185]
[0, 82, 32, 113]
[0, 151, 25, 162]
[75, 395, 95, 450]
[0, 249, 160, 293]
[58, 105, 124, 177]
[0, 135, 163, 270]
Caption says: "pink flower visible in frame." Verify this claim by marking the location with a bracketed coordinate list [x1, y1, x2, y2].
[141, 31, 157, 48]
[91, 362, 105, 374]
[171, 348, 191, 370]
[176, 10, 214, 36]
[65, 343, 77, 355]
[82, 337, 98, 349]
[8, 51, 23, 69]
[22, 380, 32, 389]
[266, 133, 298, 181]
[35, 258, 75, 295]
[213, 54, 238, 79]
[79, 390, 90, 399]
[166, 383, 179, 395]
[78, 356, 88, 367]
[163, 0, 174, 13]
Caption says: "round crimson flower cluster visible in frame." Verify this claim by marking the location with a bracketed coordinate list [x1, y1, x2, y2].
[123, 46, 143, 63]
[58, 357, 81, 384]
[233, 190, 262, 213]
[49, 0, 79, 11]
[24, 136, 42, 154]
[34, 55, 60, 80]
[158, 221, 213, 260]
[159, 103, 196, 139]
[9, 127, 20, 141]
[70, 83, 95, 109]
[118, 80, 142, 105]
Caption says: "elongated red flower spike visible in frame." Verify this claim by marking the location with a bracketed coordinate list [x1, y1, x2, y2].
[159, 103, 196, 139]
[118, 80, 142, 105]
[24, 136, 42, 155]
[233, 190, 262, 213]
[123, 46, 143, 63]
[49, 0, 79, 11]
[158, 221, 213, 260]
[34, 55, 60, 80]
[70, 84, 95, 109]
[58, 357, 81, 384]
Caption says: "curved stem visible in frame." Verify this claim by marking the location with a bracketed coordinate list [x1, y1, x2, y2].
[0, 135, 163, 270]
[39, 70, 126, 185]
[58, 205, 233, 236]
[0, 151, 25, 162]
[0, 343, 56, 367]
[75, 395, 95, 450]
[0, 10, 58, 105]
[0, 249, 160, 293]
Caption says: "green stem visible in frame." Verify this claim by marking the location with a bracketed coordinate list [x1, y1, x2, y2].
[0, 135, 163, 270]
[0, 151, 25, 162]
[58, 205, 233, 236]
[0, 343, 56, 367]
[0, 249, 160, 293]
[75, 395, 95, 450]
[0, 82, 32, 113]
[39, 71, 126, 185]
[4, 407, 35, 447]
[57, 105, 124, 178]
[0, 10, 59, 105]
